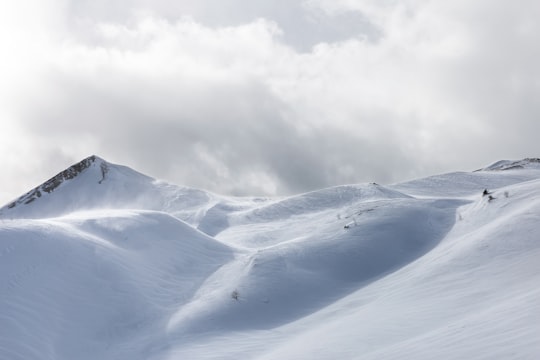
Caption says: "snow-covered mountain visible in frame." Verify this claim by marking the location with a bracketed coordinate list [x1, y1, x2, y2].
[1, 156, 539, 359]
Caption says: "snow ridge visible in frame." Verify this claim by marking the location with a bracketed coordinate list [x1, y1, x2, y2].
[481, 157, 540, 171]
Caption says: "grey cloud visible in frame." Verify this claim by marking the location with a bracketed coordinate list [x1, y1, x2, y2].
[424, 1, 540, 165]
[65, 0, 379, 51]
[18, 68, 414, 196]
[2, 0, 540, 204]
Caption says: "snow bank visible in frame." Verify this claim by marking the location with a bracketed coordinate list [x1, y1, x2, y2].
[0, 210, 233, 360]
[1, 156, 540, 360]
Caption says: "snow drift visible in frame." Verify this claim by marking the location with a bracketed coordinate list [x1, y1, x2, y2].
[1, 156, 539, 359]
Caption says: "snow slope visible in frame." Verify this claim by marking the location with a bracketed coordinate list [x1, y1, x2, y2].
[1, 157, 539, 359]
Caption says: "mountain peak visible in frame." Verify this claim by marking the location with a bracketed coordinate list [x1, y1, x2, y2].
[44, 155, 109, 190]
[481, 158, 540, 171]
[0, 155, 220, 221]
[5, 155, 108, 210]
[0, 155, 125, 217]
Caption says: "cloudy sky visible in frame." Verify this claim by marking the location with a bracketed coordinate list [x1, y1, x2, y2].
[1, 0, 539, 203]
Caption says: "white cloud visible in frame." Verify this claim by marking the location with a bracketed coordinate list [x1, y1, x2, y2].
[1, 0, 539, 203]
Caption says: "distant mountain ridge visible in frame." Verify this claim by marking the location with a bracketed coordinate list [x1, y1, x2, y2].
[480, 158, 540, 171]
[2, 155, 540, 222]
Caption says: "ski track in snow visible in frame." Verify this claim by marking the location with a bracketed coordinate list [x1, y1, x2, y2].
[1, 156, 540, 359]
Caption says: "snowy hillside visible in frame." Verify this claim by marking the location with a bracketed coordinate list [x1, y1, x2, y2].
[1, 157, 539, 359]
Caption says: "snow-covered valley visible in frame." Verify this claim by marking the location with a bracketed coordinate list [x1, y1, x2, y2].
[1, 156, 539, 359]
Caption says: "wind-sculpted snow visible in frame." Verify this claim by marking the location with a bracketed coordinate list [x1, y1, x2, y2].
[1, 156, 540, 360]
[167, 177, 540, 360]
[168, 198, 463, 335]
[392, 169, 540, 197]
[230, 184, 411, 224]
[0, 210, 233, 360]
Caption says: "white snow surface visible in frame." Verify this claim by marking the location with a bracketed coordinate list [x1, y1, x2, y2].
[1, 156, 539, 359]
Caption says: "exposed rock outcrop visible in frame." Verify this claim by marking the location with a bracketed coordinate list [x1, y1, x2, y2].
[4, 155, 105, 211]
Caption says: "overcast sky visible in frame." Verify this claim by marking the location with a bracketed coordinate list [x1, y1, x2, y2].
[1, 0, 539, 203]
